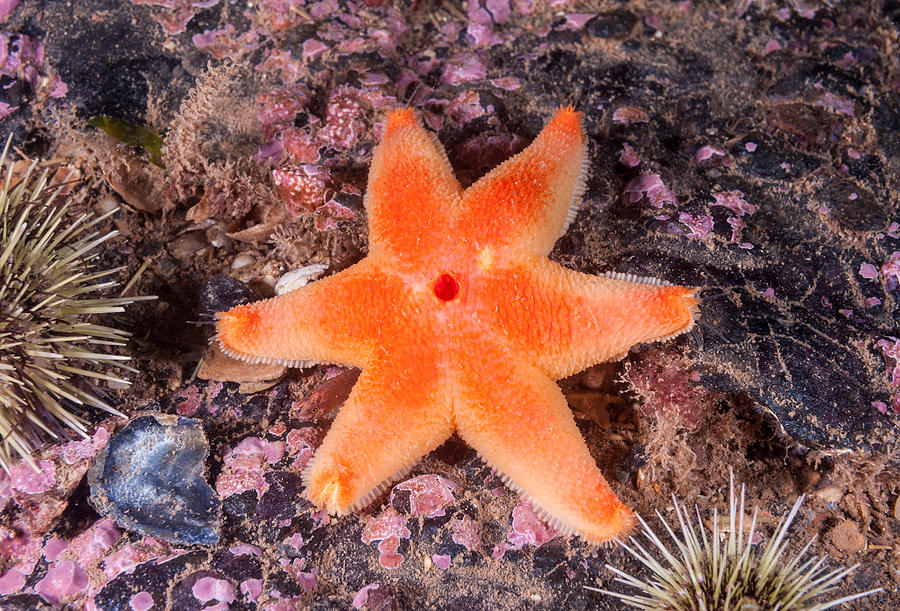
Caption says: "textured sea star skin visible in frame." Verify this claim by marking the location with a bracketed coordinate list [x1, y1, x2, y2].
[217, 108, 698, 543]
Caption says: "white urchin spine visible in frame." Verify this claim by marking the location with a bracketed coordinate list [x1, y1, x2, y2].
[0, 137, 153, 473]
[588, 473, 882, 610]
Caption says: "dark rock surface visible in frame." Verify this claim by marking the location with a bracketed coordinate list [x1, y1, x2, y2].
[1, 0, 897, 608]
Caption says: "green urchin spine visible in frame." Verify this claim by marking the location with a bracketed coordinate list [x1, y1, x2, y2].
[590, 474, 882, 610]
[0, 137, 151, 472]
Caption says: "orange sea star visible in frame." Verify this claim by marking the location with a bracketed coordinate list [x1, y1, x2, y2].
[217, 107, 698, 543]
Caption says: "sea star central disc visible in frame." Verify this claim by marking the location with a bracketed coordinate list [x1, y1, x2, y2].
[216, 107, 698, 543]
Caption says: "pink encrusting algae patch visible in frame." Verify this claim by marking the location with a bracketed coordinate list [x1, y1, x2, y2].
[877, 337, 900, 414]
[172, 384, 202, 416]
[860, 263, 879, 279]
[35, 560, 89, 604]
[881, 251, 900, 291]
[362, 507, 412, 569]
[240, 578, 263, 602]
[129, 591, 155, 611]
[618, 143, 640, 167]
[285, 427, 318, 470]
[623, 174, 677, 208]
[0, 0, 20, 21]
[678, 212, 714, 239]
[353, 583, 384, 609]
[695, 145, 726, 164]
[66, 518, 121, 567]
[280, 558, 317, 591]
[432, 554, 452, 570]
[215, 437, 285, 497]
[391, 474, 457, 518]
[9, 459, 56, 494]
[192, 576, 235, 605]
[103, 538, 180, 580]
[130, 0, 221, 35]
[492, 500, 558, 559]
[272, 164, 333, 217]
[612, 106, 650, 123]
[709, 190, 755, 216]
[449, 517, 482, 552]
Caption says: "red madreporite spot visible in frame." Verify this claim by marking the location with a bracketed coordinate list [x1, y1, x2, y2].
[433, 273, 459, 301]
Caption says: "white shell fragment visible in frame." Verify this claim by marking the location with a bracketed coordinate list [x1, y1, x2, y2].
[275, 263, 329, 295]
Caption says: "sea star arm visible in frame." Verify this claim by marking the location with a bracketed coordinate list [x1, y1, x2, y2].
[365, 109, 461, 271]
[215, 260, 407, 369]
[479, 256, 698, 380]
[452, 335, 633, 544]
[455, 107, 587, 256]
[303, 346, 454, 514]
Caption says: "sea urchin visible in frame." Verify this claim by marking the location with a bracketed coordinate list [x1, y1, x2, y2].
[590, 474, 882, 610]
[0, 138, 151, 472]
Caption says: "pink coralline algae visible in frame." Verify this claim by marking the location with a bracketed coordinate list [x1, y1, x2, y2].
[618, 143, 640, 167]
[449, 516, 481, 552]
[272, 164, 333, 217]
[362, 507, 412, 569]
[285, 427, 318, 471]
[465, 0, 511, 48]
[432, 554, 451, 570]
[66, 518, 122, 567]
[319, 85, 368, 151]
[876, 337, 900, 414]
[283, 532, 304, 552]
[623, 174, 677, 208]
[881, 251, 900, 291]
[860, 263, 879, 279]
[695, 145, 727, 164]
[130, 591, 156, 611]
[257, 84, 311, 140]
[623, 348, 711, 426]
[192, 576, 236, 605]
[709, 190, 755, 216]
[280, 558, 317, 591]
[678, 212, 714, 239]
[492, 500, 558, 559]
[726, 216, 746, 244]
[229, 543, 263, 556]
[51, 424, 111, 466]
[441, 52, 488, 85]
[192, 24, 260, 59]
[240, 578, 263, 602]
[763, 39, 782, 55]
[877, 337, 900, 387]
[35, 560, 89, 604]
[172, 384, 202, 416]
[43, 537, 68, 562]
[445, 90, 488, 127]
[282, 128, 322, 164]
[612, 106, 650, 124]
[215, 437, 285, 497]
[9, 459, 56, 494]
[257, 48, 305, 83]
[103, 537, 179, 580]
[0, 0, 19, 21]
[353, 583, 389, 609]
[560, 12, 597, 30]
[315, 198, 356, 231]
[0, 31, 67, 119]
[392, 474, 457, 518]
[130, 0, 221, 35]
[489, 77, 522, 91]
